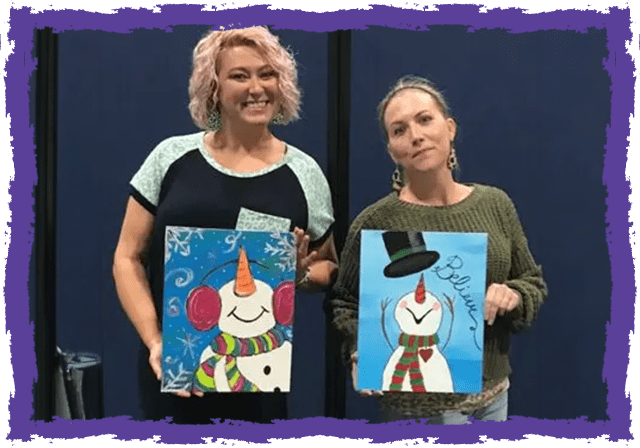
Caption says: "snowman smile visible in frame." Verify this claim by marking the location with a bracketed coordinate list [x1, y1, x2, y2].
[406, 308, 433, 325]
[228, 306, 269, 323]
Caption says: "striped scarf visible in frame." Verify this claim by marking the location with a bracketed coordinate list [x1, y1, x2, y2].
[193, 328, 286, 392]
[389, 333, 439, 392]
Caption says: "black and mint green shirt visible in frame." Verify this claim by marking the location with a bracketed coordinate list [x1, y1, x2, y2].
[130, 131, 334, 312]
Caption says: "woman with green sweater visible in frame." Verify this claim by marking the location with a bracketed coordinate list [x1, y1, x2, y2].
[331, 76, 548, 424]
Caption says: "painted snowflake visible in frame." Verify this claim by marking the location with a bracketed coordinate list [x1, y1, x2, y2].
[265, 231, 296, 272]
[162, 363, 193, 392]
[165, 227, 205, 263]
[176, 328, 201, 360]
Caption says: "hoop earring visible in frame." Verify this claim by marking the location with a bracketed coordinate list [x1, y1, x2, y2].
[447, 142, 458, 171]
[206, 107, 221, 131]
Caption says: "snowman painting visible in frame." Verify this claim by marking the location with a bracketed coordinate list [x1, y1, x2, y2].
[381, 274, 454, 392]
[379, 231, 454, 393]
[185, 245, 295, 393]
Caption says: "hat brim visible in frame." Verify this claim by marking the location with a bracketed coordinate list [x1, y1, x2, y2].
[383, 252, 440, 278]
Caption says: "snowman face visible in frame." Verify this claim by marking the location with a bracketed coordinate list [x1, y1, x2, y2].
[218, 279, 276, 338]
[394, 288, 443, 336]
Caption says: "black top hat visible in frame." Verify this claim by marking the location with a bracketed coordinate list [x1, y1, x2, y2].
[382, 231, 440, 278]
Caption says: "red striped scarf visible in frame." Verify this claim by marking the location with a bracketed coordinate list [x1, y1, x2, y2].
[389, 333, 439, 392]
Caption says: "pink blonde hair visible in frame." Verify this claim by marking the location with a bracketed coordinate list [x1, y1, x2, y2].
[188, 26, 301, 129]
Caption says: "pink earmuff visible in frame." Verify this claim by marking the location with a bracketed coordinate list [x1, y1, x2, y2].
[272, 281, 295, 326]
[186, 285, 221, 331]
[186, 280, 295, 331]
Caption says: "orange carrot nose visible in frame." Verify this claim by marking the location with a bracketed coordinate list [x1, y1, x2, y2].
[415, 274, 426, 304]
[234, 246, 256, 297]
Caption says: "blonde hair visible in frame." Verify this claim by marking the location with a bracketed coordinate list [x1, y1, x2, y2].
[188, 26, 301, 129]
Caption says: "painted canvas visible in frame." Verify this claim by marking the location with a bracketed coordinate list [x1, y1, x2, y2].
[162, 227, 296, 393]
[358, 230, 487, 393]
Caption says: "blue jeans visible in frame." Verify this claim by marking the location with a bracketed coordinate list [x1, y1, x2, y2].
[381, 390, 508, 425]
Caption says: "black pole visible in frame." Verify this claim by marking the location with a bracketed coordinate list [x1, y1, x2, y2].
[324, 30, 351, 419]
[34, 26, 58, 421]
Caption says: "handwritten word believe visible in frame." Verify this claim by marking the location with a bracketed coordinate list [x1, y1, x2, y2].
[433, 255, 482, 351]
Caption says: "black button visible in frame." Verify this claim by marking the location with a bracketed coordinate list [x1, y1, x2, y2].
[274, 387, 281, 393]
[264, 365, 271, 375]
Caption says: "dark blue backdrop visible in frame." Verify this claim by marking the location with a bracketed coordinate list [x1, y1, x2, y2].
[346, 26, 610, 423]
[51, 25, 610, 422]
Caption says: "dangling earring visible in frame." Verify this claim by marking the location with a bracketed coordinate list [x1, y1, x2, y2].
[269, 109, 285, 125]
[392, 165, 403, 192]
[447, 141, 458, 171]
[206, 107, 221, 131]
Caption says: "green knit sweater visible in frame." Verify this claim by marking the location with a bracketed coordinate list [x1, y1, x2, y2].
[331, 184, 547, 417]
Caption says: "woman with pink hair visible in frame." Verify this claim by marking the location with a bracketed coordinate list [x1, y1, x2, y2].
[113, 26, 337, 423]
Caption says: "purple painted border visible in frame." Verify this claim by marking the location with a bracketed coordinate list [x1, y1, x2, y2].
[6, 4, 633, 444]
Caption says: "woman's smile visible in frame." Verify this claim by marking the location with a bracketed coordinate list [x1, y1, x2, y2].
[217, 45, 281, 126]
[241, 100, 272, 116]
[243, 99, 269, 108]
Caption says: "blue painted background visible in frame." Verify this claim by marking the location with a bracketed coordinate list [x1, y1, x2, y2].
[358, 231, 487, 393]
[161, 229, 296, 392]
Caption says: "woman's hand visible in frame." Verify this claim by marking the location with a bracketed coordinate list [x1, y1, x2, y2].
[148, 339, 163, 382]
[485, 283, 520, 326]
[149, 340, 203, 398]
[350, 352, 383, 396]
[294, 227, 319, 282]
[293, 228, 338, 288]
